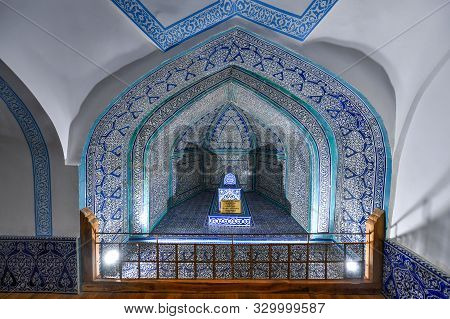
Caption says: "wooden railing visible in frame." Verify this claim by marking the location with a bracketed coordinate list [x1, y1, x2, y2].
[80, 208, 99, 283]
[365, 209, 385, 287]
[80, 208, 385, 290]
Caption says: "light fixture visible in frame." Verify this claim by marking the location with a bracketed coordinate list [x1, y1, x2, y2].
[103, 249, 120, 266]
[346, 261, 359, 273]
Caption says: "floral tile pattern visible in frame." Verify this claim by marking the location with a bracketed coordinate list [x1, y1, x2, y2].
[383, 240, 449, 299]
[111, 0, 339, 51]
[0, 237, 78, 293]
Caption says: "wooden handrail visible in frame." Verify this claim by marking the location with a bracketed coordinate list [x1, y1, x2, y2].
[365, 209, 385, 287]
[80, 208, 99, 283]
[79, 207, 385, 287]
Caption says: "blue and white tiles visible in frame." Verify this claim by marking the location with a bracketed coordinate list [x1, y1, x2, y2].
[82, 28, 391, 241]
[383, 240, 450, 299]
[152, 191, 306, 235]
[0, 237, 78, 293]
[111, 0, 339, 50]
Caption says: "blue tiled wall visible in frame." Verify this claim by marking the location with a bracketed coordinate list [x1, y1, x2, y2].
[0, 237, 78, 293]
[383, 240, 449, 299]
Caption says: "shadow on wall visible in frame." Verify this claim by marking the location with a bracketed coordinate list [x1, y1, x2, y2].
[169, 143, 207, 207]
[253, 143, 291, 214]
[391, 168, 450, 274]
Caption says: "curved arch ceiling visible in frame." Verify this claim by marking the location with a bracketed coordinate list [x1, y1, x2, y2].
[0, 0, 448, 160]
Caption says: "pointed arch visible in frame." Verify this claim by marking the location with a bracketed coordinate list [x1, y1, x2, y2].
[81, 28, 391, 240]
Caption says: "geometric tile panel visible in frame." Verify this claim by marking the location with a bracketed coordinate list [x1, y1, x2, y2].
[0, 237, 77, 293]
[383, 240, 449, 299]
[111, 0, 339, 51]
[0, 76, 52, 236]
[172, 87, 309, 230]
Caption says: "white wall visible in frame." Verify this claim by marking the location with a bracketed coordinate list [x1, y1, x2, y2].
[0, 62, 79, 237]
[390, 58, 450, 273]
[2, 0, 448, 160]
[0, 99, 35, 236]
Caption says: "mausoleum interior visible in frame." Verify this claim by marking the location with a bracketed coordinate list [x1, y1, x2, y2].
[0, 0, 449, 298]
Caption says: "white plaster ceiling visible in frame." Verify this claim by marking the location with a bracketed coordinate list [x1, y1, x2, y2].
[260, 0, 311, 15]
[0, 0, 449, 162]
[141, 0, 215, 26]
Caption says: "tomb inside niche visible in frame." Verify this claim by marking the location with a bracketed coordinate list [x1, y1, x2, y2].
[208, 169, 253, 227]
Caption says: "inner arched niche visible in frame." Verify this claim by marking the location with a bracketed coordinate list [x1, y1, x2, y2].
[168, 101, 291, 211]
[143, 84, 310, 233]
[132, 79, 333, 234]
[170, 103, 260, 199]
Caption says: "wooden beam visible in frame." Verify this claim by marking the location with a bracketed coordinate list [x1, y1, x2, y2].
[82, 279, 380, 295]
[365, 209, 385, 288]
[80, 208, 99, 283]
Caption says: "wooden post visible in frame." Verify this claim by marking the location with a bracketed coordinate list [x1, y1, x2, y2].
[365, 209, 385, 287]
[80, 208, 99, 284]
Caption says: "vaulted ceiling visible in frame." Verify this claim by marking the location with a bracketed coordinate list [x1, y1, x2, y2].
[0, 0, 449, 162]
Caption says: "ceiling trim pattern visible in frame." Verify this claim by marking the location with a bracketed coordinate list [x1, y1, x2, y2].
[0, 76, 52, 236]
[111, 0, 339, 51]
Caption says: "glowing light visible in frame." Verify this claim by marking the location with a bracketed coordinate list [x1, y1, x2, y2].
[140, 213, 148, 225]
[346, 261, 359, 273]
[103, 249, 120, 265]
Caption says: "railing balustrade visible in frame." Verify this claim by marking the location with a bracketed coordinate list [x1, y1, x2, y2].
[80, 209, 385, 284]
